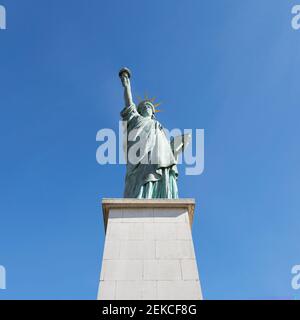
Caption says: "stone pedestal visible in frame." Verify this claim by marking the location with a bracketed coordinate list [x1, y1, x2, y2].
[97, 198, 202, 300]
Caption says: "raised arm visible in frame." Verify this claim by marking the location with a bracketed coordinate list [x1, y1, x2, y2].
[119, 68, 134, 108]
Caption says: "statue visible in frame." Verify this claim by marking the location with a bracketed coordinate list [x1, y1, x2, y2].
[119, 68, 190, 199]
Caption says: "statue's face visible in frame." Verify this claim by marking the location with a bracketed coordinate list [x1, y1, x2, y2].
[137, 101, 154, 118]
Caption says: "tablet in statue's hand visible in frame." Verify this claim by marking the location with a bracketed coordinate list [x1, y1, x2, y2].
[170, 133, 192, 158]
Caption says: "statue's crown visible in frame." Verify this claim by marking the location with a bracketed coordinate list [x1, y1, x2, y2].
[137, 94, 162, 113]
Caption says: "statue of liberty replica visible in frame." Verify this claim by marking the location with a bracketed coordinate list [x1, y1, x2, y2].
[98, 69, 202, 301]
[119, 68, 189, 199]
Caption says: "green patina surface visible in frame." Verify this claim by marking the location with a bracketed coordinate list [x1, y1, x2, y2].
[119, 68, 183, 199]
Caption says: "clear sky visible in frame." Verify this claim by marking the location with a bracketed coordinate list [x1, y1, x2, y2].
[0, 0, 300, 300]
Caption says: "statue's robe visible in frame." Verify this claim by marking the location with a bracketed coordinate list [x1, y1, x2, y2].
[121, 104, 178, 199]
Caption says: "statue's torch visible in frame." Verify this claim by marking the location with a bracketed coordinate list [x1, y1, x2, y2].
[119, 67, 131, 80]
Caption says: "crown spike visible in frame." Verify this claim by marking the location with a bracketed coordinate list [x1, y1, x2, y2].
[153, 103, 162, 108]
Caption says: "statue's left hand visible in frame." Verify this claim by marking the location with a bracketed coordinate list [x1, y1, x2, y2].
[170, 134, 192, 158]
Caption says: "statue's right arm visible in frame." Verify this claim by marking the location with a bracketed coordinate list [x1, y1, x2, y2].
[120, 74, 140, 122]
[121, 75, 134, 108]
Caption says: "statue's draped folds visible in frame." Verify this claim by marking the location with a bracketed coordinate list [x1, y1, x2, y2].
[121, 104, 178, 199]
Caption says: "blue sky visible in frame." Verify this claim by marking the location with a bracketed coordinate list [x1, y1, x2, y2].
[0, 0, 300, 300]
